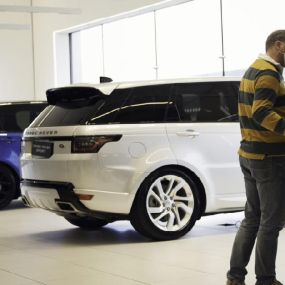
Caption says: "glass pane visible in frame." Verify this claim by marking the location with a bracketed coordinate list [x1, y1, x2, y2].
[71, 26, 104, 84]
[172, 82, 239, 122]
[0, 106, 22, 132]
[0, 104, 46, 132]
[34, 90, 131, 127]
[89, 89, 131, 125]
[115, 85, 171, 123]
[103, 13, 156, 81]
[34, 104, 102, 127]
[16, 111, 30, 131]
[223, 0, 285, 76]
[156, 0, 222, 79]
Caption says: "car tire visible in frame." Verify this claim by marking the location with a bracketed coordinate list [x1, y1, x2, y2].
[64, 215, 109, 230]
[0, 165, 18, 210]
[130, 167, 200, 240]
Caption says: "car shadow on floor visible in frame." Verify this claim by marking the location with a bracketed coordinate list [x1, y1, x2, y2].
[24, 216, 242, 247]
[24, 226, 153, 247]
[1, 199, 27, 211]
[0, 210, 244, 247]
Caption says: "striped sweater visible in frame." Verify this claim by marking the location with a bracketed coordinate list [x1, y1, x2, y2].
[239, 56, 285, 159]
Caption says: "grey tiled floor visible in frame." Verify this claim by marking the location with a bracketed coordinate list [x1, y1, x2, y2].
[1, 200, 285, 285]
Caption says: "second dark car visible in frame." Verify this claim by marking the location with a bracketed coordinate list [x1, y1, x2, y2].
[0, 101, 47, 209]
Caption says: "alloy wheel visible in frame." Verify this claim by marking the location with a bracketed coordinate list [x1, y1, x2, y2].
[146, 175, 194, 231]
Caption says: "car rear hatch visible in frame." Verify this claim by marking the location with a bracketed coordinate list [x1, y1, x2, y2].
[21, 85, 118, 182]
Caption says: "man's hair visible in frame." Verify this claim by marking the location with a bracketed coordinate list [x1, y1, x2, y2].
[266, 30, 285, 51]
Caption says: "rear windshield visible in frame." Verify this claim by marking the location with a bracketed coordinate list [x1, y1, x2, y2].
[0, 103, 47, 132]
[31, 85, 172, 127]
[31, 89, 131, 127]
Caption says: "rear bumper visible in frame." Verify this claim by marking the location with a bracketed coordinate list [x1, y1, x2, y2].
[21, 180, 129, 221]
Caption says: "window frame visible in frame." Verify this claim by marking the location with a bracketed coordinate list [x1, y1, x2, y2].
[165, 81, 239, 123]
[112, 84, 173, 124]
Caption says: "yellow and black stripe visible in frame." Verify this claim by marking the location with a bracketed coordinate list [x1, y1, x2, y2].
[239, 58, 285, 159]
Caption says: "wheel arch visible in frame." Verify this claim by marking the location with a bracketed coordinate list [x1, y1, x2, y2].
[131, 164, 206, 220]
[0, 162, 20, 198]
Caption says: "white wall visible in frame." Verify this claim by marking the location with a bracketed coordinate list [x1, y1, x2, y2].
[0, 0, 164, 102]
[0, 0, 34, 102]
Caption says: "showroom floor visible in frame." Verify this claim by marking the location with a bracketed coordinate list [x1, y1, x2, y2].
[1, 202, 285, 285]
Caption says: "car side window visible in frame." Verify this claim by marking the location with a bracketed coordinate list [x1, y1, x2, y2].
[16, 111, 31, 131]
[167, 82, 239, 123]
[16, 104, 47, 131]
[0, 103, 47, 132]
[113, 84, 172, 124]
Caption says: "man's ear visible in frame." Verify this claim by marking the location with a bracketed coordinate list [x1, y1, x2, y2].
[275, 40, 283, 50]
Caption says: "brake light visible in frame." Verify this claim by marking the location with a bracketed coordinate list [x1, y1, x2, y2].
[72, 135, 122, 153]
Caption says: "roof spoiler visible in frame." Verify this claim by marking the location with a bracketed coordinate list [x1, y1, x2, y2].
[46, 86, 104, 107]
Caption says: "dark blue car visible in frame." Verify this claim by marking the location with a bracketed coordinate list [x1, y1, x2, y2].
[0, 101, 47, 209]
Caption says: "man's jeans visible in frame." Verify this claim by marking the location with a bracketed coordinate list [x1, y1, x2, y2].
[227, 156, 285, 285]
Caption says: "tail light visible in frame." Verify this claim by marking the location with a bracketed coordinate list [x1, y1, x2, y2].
[71, 135, 122, 153]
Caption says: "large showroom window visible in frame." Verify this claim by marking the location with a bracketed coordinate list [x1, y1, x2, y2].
[70, 0, 224, 84]
[71, 13, 156, 83]
[70, 26, 104, 84]
[155, 0, 222, 78]
[222, 0, 285, 76]
[103, 13, 156, 82]
[69, 0, 285, 83]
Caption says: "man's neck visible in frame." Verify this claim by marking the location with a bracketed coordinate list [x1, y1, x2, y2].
[258, 53, 283, 74]
[266, 50, 279, 63]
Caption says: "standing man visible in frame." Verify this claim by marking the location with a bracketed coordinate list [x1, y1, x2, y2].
[226, 30, 285, 285]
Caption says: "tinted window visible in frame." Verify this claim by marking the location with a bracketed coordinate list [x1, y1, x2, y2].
[167, 82, 239, 123]
[113, 84, 171, 124]
[88, 89, 131, 125]
[0, 103, 47, 132]
[32, 89, 131, 127]
[32, 102, 106, 127]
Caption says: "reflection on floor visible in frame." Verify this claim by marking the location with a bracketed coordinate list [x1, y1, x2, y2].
[0, 200, 285, 285]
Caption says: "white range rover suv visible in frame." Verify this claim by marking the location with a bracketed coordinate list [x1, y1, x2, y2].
[21, 77, 244, 240]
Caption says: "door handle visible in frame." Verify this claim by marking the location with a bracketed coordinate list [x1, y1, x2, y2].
[176, 129, 200, 137]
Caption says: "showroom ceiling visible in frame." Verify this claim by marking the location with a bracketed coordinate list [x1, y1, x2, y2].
[0, 1, 81, 30]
